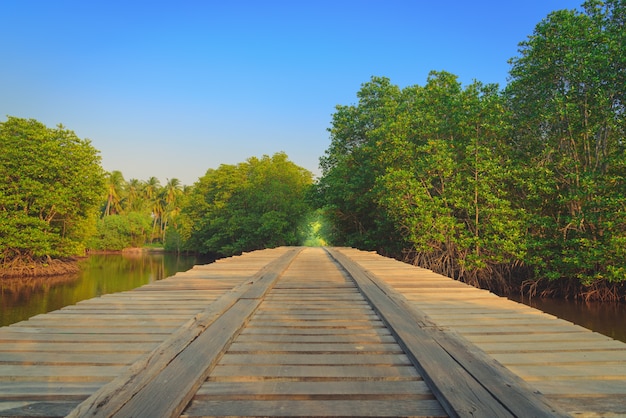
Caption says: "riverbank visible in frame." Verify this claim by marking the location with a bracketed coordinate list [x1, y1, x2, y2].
[0, 247, 171, 279]
[1, 252, 210, 327]
[0, 257, 80, 279]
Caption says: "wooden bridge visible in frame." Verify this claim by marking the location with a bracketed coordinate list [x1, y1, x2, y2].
[1, 247, 625, 417]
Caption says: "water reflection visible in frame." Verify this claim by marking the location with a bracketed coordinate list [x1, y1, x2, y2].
[0, 252, 212, 327]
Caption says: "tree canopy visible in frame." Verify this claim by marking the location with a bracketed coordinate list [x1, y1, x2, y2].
[88, 171, 185, 251]
[505, 0, 625, 295]
[178, 152, 313, 257]
[0, 117, 104, 270]
[317, 73, 526, 291]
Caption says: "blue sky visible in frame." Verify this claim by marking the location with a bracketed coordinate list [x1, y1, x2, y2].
[1, 0, 583, 185]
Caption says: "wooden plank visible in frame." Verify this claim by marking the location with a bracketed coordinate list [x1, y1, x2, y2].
[234, 333, 397, 343]
[20, 316, 186, 324]
[8, 325, 178, 334]
[210, 364, 419, 379]
[0, 342, 158, 353]
[492, 350, 626, 365]
[443, 324, 592, 335]
[0, 400, 80, 417]
[227, 342, 402, 353]
[464, 331, 610, 344]
[327, 248, 568, 418]
[507, 364, 626, 380]
[218, 353, 412, 365]
[0, 352, 142, 365]
[532, 379, 626, 395]
[247, 319, 384, 327]
[254, 312, 380, 319]
[44, 310, 203, 316]
[194, 380, 431, 397]
[0, 365, 125, 382]
[182, 399, 447, 417]
[0, 382, 103, 398]
[0, 331, 165, 343]
[476, 340, 626, 353]
[240, 327, 392, 336]
[547, 395, 626, 417]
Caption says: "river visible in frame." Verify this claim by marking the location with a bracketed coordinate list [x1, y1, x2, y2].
[0, 252, 213, 327]
[1, 252, 625, 344]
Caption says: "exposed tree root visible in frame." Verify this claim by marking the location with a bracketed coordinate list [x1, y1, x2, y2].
[0, 257, 80, 279]
[521, 277, 626, 302]
[397, 249, 626, 302]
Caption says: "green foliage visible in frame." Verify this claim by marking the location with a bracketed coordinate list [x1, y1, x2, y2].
[300, 209, 330, 247]
[506, 0, 626, 285]
[96, 170, 186, 250]
[87, 213, 152, 251]
[317, 73, 526, 288]
[0, 117, 104, 264]
[178, 152, 313, 256]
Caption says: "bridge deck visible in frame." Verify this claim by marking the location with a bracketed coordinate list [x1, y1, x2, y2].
[0, 247, 624, 417]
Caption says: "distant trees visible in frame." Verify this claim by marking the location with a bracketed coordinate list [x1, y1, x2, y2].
[89, 171, 184, 251]
[315, 0, 625, 299]
[177, 152, 313, 257]
[0, 115, 312, 263]
[0, 117, 104, 273]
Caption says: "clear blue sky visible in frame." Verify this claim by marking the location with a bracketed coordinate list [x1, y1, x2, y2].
[1, 0, 583, 185]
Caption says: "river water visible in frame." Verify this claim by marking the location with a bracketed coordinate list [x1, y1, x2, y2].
[0, 252, 212, 327]
[1, 253, 625, 344]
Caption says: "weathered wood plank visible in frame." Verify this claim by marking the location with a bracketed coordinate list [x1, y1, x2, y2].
[0, 352, 142, 365]
[217, 353, 412, 365]
[507, 364, 626, 380]
[0, 400, 80, 418]
[0, 365, 124, 381]
[210, 364, 420, 379]
[234, 333, 397, 343]
[182, 399, 447, 417]
[463, 331, 610, 343]
[8, 325, 179, 334]
[227, 342, 402, 353]
[533, 379, 626, 395]
[194, 380, 431, 397]
[492, 350, 626, 365]
[254, 312, 380, 319]
[0, 342, 159, 353]
[240, 327, 392, 336]
[0, 382, 103, 398]
[547, 396, 626, 417]
[0, 331, 165, 343]
[476, 340, 626, 353]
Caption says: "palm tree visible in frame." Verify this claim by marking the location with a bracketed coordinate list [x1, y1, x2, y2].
[124, 178, 142, 213]
[103, 171, 126, 217]
[140, 177, 163, 243]
[160, 178, 183, 241]
[142, 177, 161, 202]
